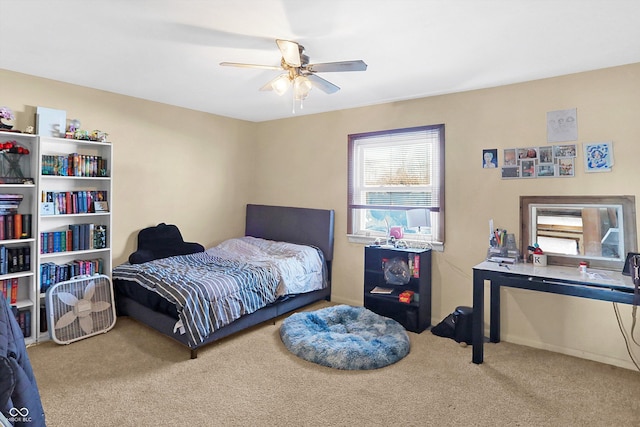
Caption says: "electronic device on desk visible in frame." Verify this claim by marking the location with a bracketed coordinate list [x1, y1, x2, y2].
[621, 252, 640, 305]
[622, 252, 640, 276]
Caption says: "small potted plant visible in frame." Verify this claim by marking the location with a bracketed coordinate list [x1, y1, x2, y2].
[0, 106, 15, 130]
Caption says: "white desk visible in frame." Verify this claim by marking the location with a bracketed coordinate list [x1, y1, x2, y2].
[472, 261, 638, 364]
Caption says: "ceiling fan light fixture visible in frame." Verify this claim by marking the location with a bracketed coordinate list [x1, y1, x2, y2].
[271, 74, 290, 96]
[293, 75, 312, 100]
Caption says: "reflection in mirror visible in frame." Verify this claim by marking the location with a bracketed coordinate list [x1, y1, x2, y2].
[535, 206, 620, 258]
[520, 196, 637, 270]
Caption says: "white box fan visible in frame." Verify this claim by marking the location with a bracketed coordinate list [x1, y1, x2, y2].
[45, 274, 116, 345]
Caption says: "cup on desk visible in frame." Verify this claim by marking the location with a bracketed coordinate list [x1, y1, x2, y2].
[532, 254, 547, 267]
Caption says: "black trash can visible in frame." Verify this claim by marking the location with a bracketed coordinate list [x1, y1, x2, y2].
[453, 306, 473, 345]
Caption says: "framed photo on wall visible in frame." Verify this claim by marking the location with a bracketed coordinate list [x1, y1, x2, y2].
[584, 141, 613, 173]
[520, 159, 536, 178]
[503, 148, 517, 166]
[557, 158, 575, 177]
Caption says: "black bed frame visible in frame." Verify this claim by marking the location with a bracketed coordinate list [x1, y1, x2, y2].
[114, 204, 335, 359]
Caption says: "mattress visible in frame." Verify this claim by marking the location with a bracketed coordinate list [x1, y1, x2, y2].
[112, 237, 327, 347]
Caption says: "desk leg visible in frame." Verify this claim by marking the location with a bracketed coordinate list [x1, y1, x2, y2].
[490, 282, 500, 343]
[472, 270, 484, 364]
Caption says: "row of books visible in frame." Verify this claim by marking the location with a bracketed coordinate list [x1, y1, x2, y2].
[40, 259, 105, 293]
[41, 153, 108, 177]
[10, 306, 31, 338]
[0, 213, 32, 240]
[0, 193, 23, 216]
[41, 191, 108, 215]
[0, 245, 31, 275]
[40, 223, 107, 254]
[2, 277, 19, 305]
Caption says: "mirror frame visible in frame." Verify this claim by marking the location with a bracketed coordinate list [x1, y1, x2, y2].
[520, 195, 637, 270]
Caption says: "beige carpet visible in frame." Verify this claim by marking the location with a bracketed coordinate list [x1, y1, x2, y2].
[27, 301, 640, 427]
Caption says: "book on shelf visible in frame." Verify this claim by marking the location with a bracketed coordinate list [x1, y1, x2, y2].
[408, 253, 420, 278]
[0, 213, 33, 240]
[40, 223, 107, 253]
[0, 246, 30, 274]
[41, 153, 108, 177]
[39, 258, 105, 292]
[41, 190, 108, 214]
[2, 278, 18, 305]
[370, 286, 394, 294]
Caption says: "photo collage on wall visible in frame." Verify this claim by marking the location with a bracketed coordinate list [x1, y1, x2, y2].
[501, 144, 577, 179]
[486, 108, 615, 179]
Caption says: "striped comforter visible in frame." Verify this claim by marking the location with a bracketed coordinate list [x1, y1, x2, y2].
[113, 237, 325, 347]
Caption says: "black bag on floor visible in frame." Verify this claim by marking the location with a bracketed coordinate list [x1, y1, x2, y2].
[431, 306, 473, 345]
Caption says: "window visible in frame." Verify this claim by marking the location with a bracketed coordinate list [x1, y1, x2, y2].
[348, 124, 445, 244]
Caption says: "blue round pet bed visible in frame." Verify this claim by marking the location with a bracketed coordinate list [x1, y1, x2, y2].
[280, 305, 410, 370]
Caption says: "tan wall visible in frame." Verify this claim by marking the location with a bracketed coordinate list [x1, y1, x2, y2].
[0, 69, 257, 266]
[252, 63, 640, 369]
[2, 63, 639, 369]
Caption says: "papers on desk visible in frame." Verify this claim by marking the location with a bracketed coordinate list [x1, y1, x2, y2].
[585, 271, 611, 280]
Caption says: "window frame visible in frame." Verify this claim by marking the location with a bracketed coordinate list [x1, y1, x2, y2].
[347, 124, 445, 245]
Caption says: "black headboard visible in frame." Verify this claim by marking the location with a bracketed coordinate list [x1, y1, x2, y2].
[245, 204, 335, 261]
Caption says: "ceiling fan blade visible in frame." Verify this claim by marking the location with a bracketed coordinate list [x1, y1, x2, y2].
[220, 62, 282, 71]
[306, 74, 340, 94]
[306, 60, 368, 73]
[276, 39, 301, 67]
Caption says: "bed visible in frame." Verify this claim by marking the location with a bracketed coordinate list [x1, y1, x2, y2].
[112, 204, 335, 359]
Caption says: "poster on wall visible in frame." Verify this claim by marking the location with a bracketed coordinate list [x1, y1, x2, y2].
[482, 149, 498, 168]
[547, 108, 577, 143]
[584, 141, 614, 173]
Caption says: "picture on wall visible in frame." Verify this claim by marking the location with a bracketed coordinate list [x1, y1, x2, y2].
[517, 147, 538, 160]
[547, 108, 577, 143]
[503, 148, 517, 166]
[539, 146, 553, 163]
[553, 144, 577, 158]
[557, 158, 575, 177]
[537, 164, 555, 177]
[521, 159, 536, 178]
[501, 166, 519, 179]
[482, 149, 498, 168]
[584, 141, 614, 173]
[501, 143, 577, 180]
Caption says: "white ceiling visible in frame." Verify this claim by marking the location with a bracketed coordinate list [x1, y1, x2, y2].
[1, 0, 639, 123]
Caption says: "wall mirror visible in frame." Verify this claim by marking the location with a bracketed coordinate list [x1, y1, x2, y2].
[520, 195, 637, 270]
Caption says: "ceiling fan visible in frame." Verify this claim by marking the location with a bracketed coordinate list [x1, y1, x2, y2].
[220, 39, 367, 107]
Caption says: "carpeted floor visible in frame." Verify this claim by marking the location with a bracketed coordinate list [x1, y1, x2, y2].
[27, 301, 640, 426]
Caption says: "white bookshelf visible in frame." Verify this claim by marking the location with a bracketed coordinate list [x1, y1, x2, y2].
[36, 136, 113, 342]
[0, 131, 39, 344]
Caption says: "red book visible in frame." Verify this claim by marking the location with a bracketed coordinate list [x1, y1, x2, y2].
[11, 278, 18, 304]
[66, 192, 72, 215]
[13, 214, 22, 240]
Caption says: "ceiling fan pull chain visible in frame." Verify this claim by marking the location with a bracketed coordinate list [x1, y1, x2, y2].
[292, 90, 296, 114]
